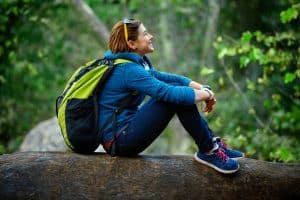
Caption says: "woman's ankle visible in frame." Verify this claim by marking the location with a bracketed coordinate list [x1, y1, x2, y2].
[205, 142, 219, 155]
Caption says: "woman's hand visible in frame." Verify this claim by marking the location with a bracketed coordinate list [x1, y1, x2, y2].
[190, 80, 216, 113]
[189, 81, 202, 90]
[194, 88, 216, 113]
[203, 96, 217, 113]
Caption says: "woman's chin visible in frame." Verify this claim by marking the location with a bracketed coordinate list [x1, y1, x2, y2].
[148, 46, 155, 52]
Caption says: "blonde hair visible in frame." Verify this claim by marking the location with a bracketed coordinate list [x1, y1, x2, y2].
[108, 20, 141, 53]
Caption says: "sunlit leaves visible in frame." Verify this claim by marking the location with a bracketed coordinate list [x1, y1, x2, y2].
[217, 47, 236, 59]
[200, 67, 215, 76]
[214, 3, 300, 162]
[280, 4, 299, 23]
[215, 4, 299, 87]
[246, 79, 255, 90]
[270, 147, 296, 162]
[239, 56, 250, 68]
[249, 47, 264, 63]
[284, 72, 296, 84]
[241, 31, 252, 43]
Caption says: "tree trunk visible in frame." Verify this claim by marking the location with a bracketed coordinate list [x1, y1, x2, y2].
[69, 0, 110, 45]
[0, 152, 299, 200]
[198, 0, 220, 79]
[158, 0, 175, 71]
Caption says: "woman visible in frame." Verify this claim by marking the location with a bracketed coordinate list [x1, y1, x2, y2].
[99, 19, 244, 174]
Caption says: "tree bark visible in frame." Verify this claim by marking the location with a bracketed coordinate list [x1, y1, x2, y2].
[199, 0, 220, 79]
[69, 0, 110, 45]
[158, 0, 175, 71]
[0, 152, 299, 200]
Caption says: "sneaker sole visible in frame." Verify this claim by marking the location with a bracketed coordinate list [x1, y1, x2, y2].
[232, 157, 243, 161]
[231, 153, 245, 160]
[194, 153, 240, 174]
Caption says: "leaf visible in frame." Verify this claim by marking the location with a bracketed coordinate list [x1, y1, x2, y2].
[272, 94, 281, 105]
[249, 47, 263, 62]
[246, 79, 255, 90]
[239, 56, 250, 68]
[264, 35, 276, 47]
[226, 48, 237, 56]
[284, 72, 296, 84]
[254, 31, 264, 42]
[280, 7, 298, 23]
[218, 48, 227, 59]
[248, 108, 256, 115]
[274, 148, 295, 162]
[266, 48, 276, 57]
[241, 31, 252, 43]
[200, 67, 214, 76]
[218, 77, 224, 86]
[0, 75, 6, 84]
[27, 63, 38, 76]
[8, 51, 16, 62]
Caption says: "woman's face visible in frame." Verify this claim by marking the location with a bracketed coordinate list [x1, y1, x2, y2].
[130, 24, 154, 56]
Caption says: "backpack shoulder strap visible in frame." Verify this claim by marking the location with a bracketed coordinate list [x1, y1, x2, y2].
[114, 58, 133, 65]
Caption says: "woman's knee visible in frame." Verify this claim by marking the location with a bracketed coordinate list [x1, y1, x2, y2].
[115, 143, 143, 156]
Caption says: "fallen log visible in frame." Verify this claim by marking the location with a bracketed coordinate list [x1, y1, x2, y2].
[0, 152, 299, 200]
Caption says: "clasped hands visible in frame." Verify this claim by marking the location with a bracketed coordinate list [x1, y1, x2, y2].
[189, 81, 217, 113]
[200, 85, 216, 113]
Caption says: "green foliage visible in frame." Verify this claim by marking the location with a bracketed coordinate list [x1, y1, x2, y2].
[0, 0, 102, 153]
[214, 3, 300, 162]
[280, 3, 299, 23]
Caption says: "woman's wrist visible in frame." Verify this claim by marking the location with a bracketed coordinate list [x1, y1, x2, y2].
[202, 88, 213, 100]
[201, 85, 212, 91]
[189, 81, 202, 90]
[189, 81, 212, 91]
[194, 88, 214, 102]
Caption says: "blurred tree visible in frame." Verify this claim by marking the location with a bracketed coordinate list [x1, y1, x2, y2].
[69, 0, 109, 44]
[0, 0, 102, 153]
[214, 2, 299, 162]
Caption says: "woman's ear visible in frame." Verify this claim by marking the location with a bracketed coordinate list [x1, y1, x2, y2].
[127, 40, 137, 50]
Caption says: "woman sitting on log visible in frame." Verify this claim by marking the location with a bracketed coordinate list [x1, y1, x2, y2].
[99, 19, 244, 174]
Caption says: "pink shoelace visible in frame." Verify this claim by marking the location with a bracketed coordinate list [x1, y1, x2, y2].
[219, 138, 229, 150]
[216, 148, 229, 162]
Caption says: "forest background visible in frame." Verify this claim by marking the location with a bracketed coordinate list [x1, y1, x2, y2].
[0, 0, 299, 162]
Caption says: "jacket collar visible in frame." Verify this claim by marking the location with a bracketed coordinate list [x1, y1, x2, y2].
[104, 51, 153, 68]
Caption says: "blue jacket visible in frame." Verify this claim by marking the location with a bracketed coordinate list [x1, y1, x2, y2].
[99, 51, 195, 143]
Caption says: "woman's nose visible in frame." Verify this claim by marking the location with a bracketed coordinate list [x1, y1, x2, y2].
[150, 34, 154, 40]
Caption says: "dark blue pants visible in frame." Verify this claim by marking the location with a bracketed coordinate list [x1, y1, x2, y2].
[115, 98, 215, 156]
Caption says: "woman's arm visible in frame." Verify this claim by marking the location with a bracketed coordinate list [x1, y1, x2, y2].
[191, 80, 217, 113]
[125, 64, 195, 105]
[189, 81, 202, 90]
[125, 64, 216, 111]
[150, 69, 191, 86]
[189, 81, 212, 90]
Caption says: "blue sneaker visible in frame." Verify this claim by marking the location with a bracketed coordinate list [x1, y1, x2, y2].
[194, 149, 240, 174]
[213, 137, 245, 160]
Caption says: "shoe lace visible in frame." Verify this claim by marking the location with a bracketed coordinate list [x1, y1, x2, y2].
[219, 138, 229, 149]
[216, 148, 229, 162]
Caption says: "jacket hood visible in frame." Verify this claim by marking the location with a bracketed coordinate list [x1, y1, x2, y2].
[104, 50, 153, 68]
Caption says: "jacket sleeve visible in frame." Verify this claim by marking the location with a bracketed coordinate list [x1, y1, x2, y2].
[124, 64, 195, 105]
[150, 68, 192, 86]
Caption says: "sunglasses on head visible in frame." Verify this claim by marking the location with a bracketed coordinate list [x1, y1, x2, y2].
[123, 18, 135, 42]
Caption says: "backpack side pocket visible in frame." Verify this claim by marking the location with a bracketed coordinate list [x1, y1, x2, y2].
[65, 97, 99, 153]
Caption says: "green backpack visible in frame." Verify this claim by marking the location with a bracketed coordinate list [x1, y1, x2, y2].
[56, 58, 133, 154]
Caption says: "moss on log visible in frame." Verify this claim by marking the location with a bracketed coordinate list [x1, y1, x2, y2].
[0, 152, 299, 200]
